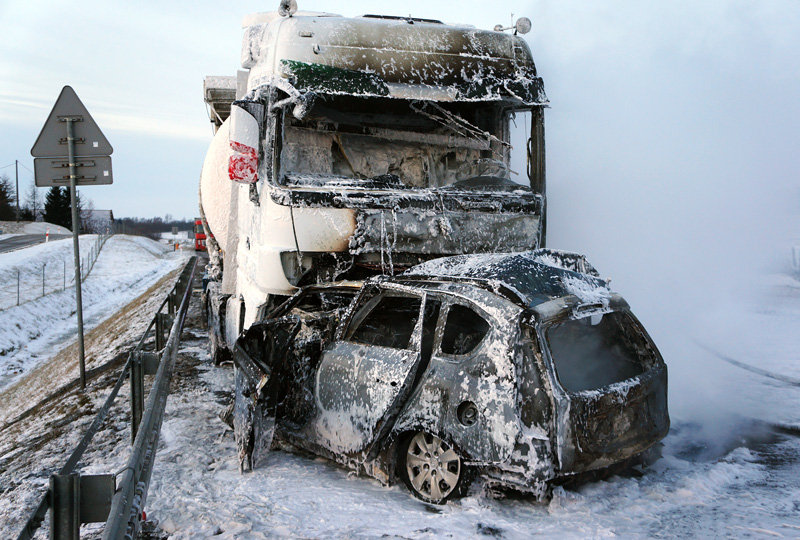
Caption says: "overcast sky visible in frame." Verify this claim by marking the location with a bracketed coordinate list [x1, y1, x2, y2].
[1, 0, 798, 421]
[1, 1, 796, 217]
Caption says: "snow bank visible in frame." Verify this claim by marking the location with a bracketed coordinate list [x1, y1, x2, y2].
[0, 220, 71, 235]
[0, 235, 186, 390]
[0, 235, 100, 309]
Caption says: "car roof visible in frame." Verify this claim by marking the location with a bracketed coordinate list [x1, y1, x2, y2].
[401, 249, 612, 309]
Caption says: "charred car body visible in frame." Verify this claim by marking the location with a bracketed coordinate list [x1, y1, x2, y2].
[200, 10, 547, 361]
[233, 250, 669, 503]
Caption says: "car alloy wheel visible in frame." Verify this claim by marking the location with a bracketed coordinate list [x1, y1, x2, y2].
[403, 432, 462, 503]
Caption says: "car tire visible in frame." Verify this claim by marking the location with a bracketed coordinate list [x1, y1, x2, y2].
[399, 431, 471, 504]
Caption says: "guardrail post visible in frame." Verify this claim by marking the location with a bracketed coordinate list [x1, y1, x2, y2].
[155, 313, 163, 350]
[50, 472, 80, 540]
[130, 352, 145, 443]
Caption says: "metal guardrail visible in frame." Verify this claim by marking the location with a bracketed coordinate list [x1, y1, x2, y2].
[16, 256, 198, 540]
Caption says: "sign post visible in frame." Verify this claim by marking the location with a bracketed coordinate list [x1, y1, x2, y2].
[31, 86, 113, 390]
[66, 116, 87, 388]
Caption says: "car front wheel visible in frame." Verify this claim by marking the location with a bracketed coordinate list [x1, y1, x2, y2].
[400, 432, 466, 504]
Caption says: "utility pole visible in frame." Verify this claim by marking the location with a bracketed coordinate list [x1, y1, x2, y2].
[15, 160, 20, 221]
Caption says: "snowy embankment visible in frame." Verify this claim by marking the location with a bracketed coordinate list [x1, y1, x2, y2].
[0, 220, 71, 238]
[0, 235, 186, 391]
[0, 235, 100, 309]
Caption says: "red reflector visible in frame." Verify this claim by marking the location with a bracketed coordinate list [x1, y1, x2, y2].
[229, 141, 258, 183]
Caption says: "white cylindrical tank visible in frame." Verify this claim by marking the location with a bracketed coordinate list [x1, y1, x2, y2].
[200, 119, 234, 252]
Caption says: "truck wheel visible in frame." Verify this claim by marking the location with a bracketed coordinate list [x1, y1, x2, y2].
[400, 432, 468, 504]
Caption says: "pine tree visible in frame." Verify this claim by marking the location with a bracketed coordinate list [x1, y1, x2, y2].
[44, 187, 71, 229]
[0, 174, 16, 220]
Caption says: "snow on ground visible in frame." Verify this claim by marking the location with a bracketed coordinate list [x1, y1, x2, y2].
[691, 272, 800, 428]
[134, 268, 800, 539]
[0, 234, 101, 309]
[0, 260, 191, 537]
[1, 258, 798, 538]
[0, 220, 71, 236]
[0, 235, 186, 392]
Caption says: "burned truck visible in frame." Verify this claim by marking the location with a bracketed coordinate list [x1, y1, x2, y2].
[201, 7, 670, 502]
[200, 9, 547, 360]
[233, 250, 670, 503]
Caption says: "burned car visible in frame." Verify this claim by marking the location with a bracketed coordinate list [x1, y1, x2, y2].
[232, 250, 669, 503]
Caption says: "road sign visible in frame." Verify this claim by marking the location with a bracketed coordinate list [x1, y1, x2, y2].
[33, 156, 113, 187]
[31, 86, 113, 159]
[29, 85, 115, 390]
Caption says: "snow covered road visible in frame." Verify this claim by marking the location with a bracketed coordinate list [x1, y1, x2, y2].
[1, 260, 797, 538]
[137, 271, 800, 539]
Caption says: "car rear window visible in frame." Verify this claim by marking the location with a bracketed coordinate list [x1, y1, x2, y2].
[546, 312, 646, 392]
[441, 304, 490, 356]
[348, 295, 422, 349]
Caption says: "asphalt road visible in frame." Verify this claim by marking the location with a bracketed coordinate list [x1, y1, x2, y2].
[0, 234, 72, 254]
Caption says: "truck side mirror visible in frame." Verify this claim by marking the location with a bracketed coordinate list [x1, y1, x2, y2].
[228, 104, 259, 184]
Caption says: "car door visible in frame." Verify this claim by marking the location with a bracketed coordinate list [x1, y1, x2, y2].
[312, 286, 426, 454]
[391, 296, 521, 464]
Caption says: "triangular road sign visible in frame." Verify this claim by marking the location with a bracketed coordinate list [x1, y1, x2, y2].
[31, 86, 113, 158]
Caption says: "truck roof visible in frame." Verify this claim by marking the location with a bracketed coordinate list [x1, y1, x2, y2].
[241, 12, 547, 105]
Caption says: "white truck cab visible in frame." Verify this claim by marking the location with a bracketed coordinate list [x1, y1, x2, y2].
[201, 9, 548, 360]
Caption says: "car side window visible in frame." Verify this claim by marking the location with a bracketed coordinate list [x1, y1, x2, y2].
[440, 304, 490, 356]
[292, 289, 356, 314]
[347, 294, 422, 350]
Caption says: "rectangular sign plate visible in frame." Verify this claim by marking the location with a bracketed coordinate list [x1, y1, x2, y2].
[34, 156, 113, 187]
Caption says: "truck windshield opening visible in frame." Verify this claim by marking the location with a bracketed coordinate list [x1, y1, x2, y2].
[279, 95, 533, 190]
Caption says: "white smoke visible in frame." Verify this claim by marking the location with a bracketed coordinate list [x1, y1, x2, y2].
[532, 1, 800, 431]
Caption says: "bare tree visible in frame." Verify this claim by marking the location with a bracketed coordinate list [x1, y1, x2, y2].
[81, 199, 96, 233]
[24, 182, 42, 220]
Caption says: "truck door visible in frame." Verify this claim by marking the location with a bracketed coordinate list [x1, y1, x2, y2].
[312, 288, 425, 454]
